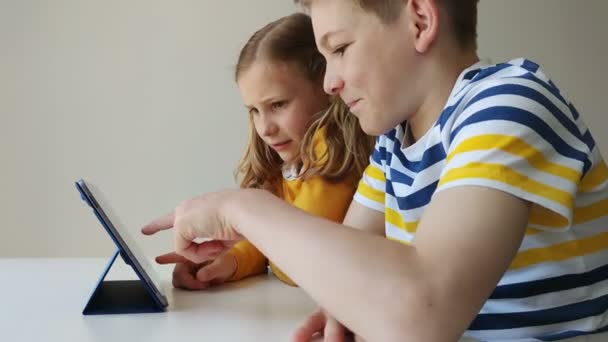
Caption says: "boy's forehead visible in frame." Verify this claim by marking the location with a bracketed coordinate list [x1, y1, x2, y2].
[309, 0, 361, 42]
[309, 0, 358, 20]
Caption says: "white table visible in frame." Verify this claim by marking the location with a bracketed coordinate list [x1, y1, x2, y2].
[1, 258, 483, 342]
[0, 258, 318, 342]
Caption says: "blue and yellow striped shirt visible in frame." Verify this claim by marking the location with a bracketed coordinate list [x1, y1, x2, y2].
[354, 58, 608, 341]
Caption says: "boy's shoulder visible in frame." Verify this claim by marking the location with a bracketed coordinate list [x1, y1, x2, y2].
[372, 58, 579, 157]
[461, 58, 555, 93]
[440, 57, 574, 129]
[460, 58, 567, 99]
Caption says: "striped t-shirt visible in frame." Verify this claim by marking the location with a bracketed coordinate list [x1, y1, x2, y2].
[354, 58, 608, 341]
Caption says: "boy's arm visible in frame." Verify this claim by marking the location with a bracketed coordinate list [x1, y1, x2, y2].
[272, 176, 385, 286]
[228, 186, 529, 342]
[225, 240, 268, 282]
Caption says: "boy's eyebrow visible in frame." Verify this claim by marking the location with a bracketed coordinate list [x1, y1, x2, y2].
[318, 29, 345, 49]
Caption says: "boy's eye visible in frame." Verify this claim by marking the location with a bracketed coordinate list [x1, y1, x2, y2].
[333, 44, 350, 57]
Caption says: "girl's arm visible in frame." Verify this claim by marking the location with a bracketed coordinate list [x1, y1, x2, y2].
[225, 240, 268, 281]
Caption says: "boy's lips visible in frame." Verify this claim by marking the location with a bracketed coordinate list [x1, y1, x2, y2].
[346, 99, 361, 111]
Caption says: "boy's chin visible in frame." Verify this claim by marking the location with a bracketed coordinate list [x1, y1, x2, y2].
[360, 118, 391, 136]
[357, 108, 403, 136]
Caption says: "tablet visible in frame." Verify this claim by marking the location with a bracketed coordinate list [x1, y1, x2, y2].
[75, 179, 168, 311]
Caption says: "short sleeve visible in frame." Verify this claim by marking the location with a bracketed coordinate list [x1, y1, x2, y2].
[436, 76, 589, 231]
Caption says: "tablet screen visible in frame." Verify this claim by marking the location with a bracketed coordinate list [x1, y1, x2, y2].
[76, 180, 167, 305]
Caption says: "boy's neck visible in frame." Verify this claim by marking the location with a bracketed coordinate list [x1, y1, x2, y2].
[407, 49, 479, 142]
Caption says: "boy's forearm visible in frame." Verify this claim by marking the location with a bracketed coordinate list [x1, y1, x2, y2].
[227, 190, 438, 341]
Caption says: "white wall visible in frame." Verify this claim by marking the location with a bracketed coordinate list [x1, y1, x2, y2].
[1, 0, 607, 257]
[0, 0, 294, 257]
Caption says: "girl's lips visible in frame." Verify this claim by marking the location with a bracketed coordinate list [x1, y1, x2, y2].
[271, 140, 291, 151]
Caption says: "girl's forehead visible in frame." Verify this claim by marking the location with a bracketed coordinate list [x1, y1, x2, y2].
[238, 61, 314, 104]
[256, 60, 304, 76]
[241, 61, 310, 88]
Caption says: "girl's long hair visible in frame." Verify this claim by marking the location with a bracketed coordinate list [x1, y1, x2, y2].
[235, 13, 374, 194]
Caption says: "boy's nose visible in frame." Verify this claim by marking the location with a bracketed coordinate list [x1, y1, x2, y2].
[324, 70, 345, 96]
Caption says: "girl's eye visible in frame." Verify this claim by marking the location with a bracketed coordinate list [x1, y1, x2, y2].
[249, 108, 259, 116]
[271, 101, 287, 110]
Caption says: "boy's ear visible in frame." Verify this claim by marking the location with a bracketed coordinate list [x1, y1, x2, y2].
[405, 0, 440, 53]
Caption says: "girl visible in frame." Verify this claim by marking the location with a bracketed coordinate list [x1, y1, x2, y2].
[145, 13, 374, 289]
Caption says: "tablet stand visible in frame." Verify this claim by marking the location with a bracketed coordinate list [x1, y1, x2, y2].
[82, 248, 165, 315]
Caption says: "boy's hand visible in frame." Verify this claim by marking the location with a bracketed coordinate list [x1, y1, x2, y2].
[141, 189, 246, 264]
[155, 252, 237, 290]
[293, 308, 352, 342]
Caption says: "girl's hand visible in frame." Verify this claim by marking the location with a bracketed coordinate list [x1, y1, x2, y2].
[154, 252, 237, 290]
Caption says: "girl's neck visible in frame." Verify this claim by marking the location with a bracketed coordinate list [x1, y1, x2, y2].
[282, 160, 303, 180]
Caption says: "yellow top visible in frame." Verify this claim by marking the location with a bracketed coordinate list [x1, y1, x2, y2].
[226, 129, 360, 286]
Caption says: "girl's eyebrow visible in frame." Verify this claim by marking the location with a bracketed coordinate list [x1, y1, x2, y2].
[244, 95, 283, 110]
[259, 95, 283, 105]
